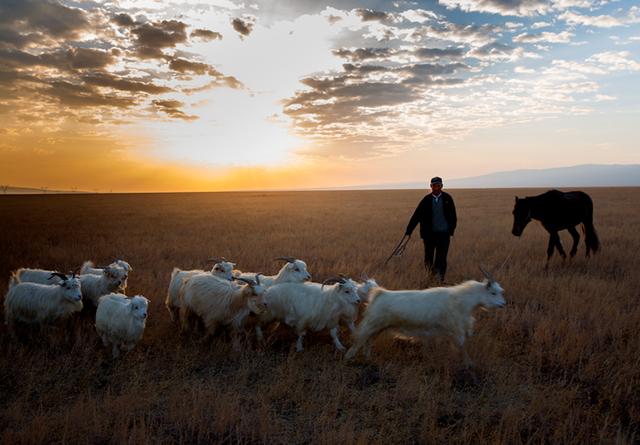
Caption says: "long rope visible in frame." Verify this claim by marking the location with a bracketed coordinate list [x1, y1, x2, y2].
[383, 234, 410, 266]
[495, 237, 518, 273]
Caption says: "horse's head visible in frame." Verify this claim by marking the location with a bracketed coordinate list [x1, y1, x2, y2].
[512, 196, 531, 237]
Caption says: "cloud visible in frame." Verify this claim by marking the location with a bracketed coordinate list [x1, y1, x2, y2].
[47, 81, 136, 109]
[153, 99, 198, 120]
[515, 66, 536, 73]
[231, 17, 255, 38]
[558, 10, 633, 28]
[333, 47, 396, 61]
[334, 46, 466, 63]
[112, 13, 135, 28]
[0, 0, 89, 39]
[282, 59, 470, 157]
[409, 23, 499, 47]
[414, 47, 466, 59]
[168, 57, 212, 75]
[354, 8, 396, 22]
[0, 1, 246, 128]
[551, 0, 596, 8]
[399, 9, 440, 23]
[438, 0, 552, 17]
[82, 73, 173, 94]
[531, 21, 552, 29]
[586, 51, 640, 71]
[514, 31, 574, 43]
[131, 20, 189, 58]
[469, 42, 524, 61]
[191, 28, 223, 41]
[0, 48, 115, 71]
[167, 57, 243, 88]
[0, 27, 42, 49]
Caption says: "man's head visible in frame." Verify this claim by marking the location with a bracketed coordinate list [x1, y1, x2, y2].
[430, 176, 443, 194]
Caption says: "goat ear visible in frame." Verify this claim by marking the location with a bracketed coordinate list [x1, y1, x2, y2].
[485, 280, 491, 290]
[515, 196, 519, 203]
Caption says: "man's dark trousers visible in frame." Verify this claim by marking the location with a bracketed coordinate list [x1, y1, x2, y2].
[423, 232, 450, 280]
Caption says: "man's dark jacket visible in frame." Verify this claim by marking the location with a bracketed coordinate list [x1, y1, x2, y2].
[405, 192, 457, 238]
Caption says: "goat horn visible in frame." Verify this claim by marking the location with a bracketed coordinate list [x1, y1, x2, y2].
[274, 256, 296, 263]
[360, 272, 369, 281]
[321, 276, 346, 290]
[233, 276, 257, 287]
[49, 272, 68, 281]
[479, 264, 495, 282]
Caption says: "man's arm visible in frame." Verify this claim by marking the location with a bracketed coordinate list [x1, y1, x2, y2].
[448, 195, 457, 236]
[405, 198, 425, 236]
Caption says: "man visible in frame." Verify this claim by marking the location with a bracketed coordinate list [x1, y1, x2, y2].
[405, 176, 457, 281]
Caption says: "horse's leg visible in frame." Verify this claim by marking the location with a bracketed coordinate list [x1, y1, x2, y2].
[546, 233, 555, 267]
[552, 232, 567, 261]
[567, 226, 580, 258]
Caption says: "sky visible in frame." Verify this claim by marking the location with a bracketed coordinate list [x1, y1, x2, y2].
[0, 0, 638, 192]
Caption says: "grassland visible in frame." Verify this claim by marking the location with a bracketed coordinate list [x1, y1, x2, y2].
[0, 188, 638, 444]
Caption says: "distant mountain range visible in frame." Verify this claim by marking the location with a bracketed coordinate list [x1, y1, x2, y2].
[2, 164, 639, 194]
[324, 164, 640, 190]
[0, 186, 86, 194]
[444, 164, 640, 188]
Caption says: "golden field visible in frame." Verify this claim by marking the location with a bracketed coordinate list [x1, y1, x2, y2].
[0, 188, 638, 444]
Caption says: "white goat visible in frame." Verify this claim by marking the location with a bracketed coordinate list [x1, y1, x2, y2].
[81, 260, 132, 292]
[13, 268, 70, 285]
[80, 266, 127, 307]
[341, 276, 380, 335]
[20, 265, 126, 305]
[259, 276, 360, 352]
[180, 274, 266, 348]
[95, 293, 148, 358]
[238, 257, 311, 287]
[4, 272, 83, 331]
[345, 268, 506, 364]
[165, 258, 236, 322]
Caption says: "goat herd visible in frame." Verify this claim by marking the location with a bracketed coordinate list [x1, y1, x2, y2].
[3, 256, 506, 364]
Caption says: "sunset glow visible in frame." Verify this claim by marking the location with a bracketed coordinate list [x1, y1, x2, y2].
[1, 0, 639, 191]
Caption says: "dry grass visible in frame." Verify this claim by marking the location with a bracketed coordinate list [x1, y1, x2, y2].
[0, 188, 638, 444]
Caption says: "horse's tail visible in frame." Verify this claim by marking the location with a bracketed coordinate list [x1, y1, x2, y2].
[582, 196, 600, 256]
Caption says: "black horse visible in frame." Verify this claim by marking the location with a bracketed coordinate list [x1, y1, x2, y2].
[512, 189, 600, 263]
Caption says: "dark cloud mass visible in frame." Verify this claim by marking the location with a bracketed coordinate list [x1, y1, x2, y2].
[414, 47, 465, 59]
[0, 0, 89, 39]
[333, 47, 396, 61]
[112, 13, 135, 28]
[355, 8, 394, 22]
[334, 46, 466, 62]
[0, 1, 242, 125]
[191, 28, 222, 41]
[82, 73, 173, 94]
[0, 28, 41, 49]
[153, 99, 197, 120]
[47, 81, 136, 108]
[132, 20, 188, 58]
[284, 56, 469, 145]
[231, 18, 254, 38]
[168, 57, 243, 89]
[168, 57, 211, 75]
[0, 47, 114, 71]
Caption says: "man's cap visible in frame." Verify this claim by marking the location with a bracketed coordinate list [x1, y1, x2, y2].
[430, 176, 443, 186]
